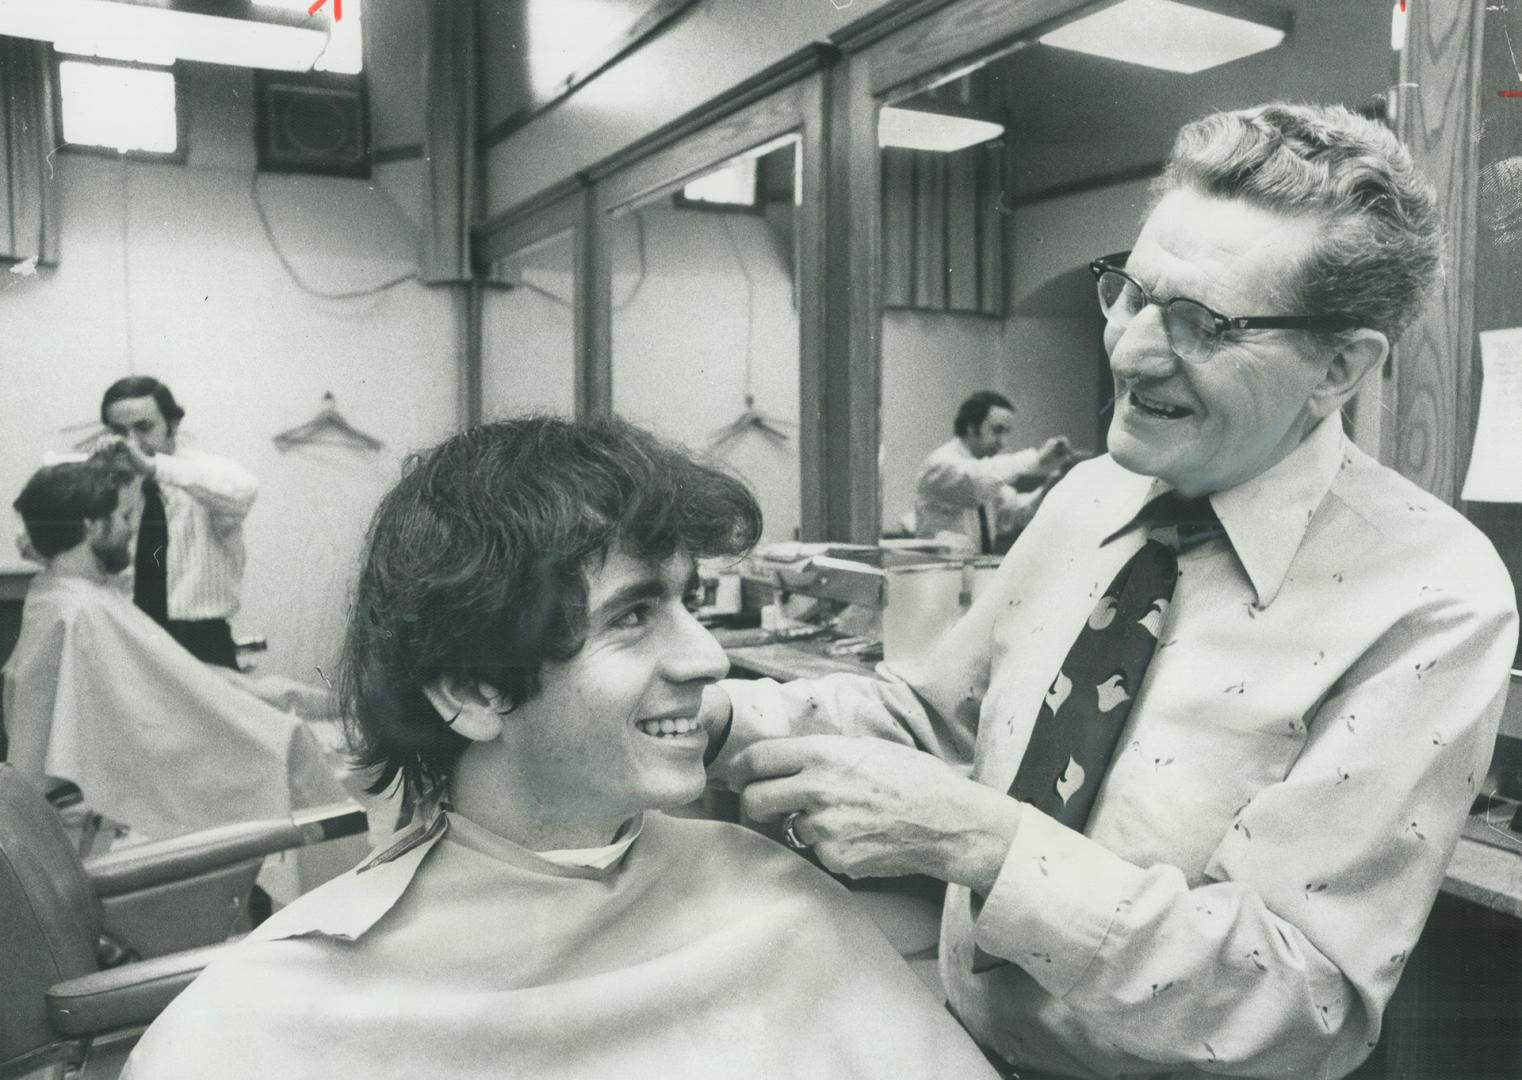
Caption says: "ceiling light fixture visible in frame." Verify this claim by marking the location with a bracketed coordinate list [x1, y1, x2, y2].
[878, 106, 1005, 153]
[1038, 0, 1290, 74]
[1, 0, 330, 72]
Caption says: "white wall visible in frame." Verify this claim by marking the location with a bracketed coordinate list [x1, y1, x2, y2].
[2, 60, 459, 687]
[610, 204, 802, 543]
[481, 229, 579, 419]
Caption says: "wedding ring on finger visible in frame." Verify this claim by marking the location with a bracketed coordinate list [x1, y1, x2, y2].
[782, 811, 811, 851]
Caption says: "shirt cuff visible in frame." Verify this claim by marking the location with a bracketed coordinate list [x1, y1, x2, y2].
[973, 807, 1136, 999]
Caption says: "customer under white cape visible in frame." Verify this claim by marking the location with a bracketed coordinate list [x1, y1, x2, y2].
[123, 417, 998, 1079]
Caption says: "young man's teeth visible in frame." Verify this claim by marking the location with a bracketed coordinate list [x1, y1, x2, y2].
[637, 716, 699, 736]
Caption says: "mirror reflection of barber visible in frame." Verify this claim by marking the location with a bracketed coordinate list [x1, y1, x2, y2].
[98, 377, 258, 669]
[914, 390, 1075, 554]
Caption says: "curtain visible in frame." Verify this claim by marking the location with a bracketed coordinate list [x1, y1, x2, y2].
[419, 2, 476, 284]
[0, 35, 60, 266]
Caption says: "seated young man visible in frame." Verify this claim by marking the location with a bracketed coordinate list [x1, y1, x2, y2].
[124, 416, 997, 1080]
[5, 456, 357, 886]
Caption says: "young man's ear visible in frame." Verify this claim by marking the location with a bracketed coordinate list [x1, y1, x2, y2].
[422, 676, 507, 742]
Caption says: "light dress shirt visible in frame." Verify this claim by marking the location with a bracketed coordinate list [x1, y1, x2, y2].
[915, 437, 1043, 550]
[121, 446, 258, 621]
[714, 415, 1518, 1080]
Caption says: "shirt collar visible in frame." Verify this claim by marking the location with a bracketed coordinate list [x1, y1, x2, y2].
[1102, 415, 1347, 609]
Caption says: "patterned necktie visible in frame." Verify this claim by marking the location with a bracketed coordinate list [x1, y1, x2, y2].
[1008, 491, 1221, 827]
[971, 492, 1221, 973]
[134, 478, 169, 625]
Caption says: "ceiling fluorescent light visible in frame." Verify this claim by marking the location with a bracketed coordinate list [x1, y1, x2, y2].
[879, 107, 1004, 153]
[1, 0, 329, 72]
[1039, 0, 1289, 74]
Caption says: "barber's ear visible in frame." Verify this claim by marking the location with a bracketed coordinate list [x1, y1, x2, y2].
[422, 676, 506, 742]
[1309, 329, 1389, 419]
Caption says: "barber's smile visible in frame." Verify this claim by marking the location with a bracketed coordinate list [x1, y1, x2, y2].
[1123, 384, 1197, 422]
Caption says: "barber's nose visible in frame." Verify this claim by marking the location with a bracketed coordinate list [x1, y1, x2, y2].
[662, 609, 730, 685]
[1107, 305, 1179, 383]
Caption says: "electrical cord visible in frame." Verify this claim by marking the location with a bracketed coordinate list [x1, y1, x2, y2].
[249, 171, 416, 299]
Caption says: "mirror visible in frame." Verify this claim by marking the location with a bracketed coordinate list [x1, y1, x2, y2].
[481, 227, 578, 419]
[610, 134, 803, 543]
[875, 1, 1399, 541]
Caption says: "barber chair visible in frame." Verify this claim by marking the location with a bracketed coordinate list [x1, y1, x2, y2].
[0, 763, 367, 1080]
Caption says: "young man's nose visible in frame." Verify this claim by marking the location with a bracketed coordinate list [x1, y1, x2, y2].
[661, 609, 730, 684]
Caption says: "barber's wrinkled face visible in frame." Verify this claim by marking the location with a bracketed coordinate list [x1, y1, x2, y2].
[1104, 189, 1334, 496]
[969, 405, 1016, 458]
[105, 396, 176, 457]
[89, 484, 139, 575]
[510, 546, 729, 826]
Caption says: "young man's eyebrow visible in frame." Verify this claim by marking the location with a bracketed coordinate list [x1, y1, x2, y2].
[590, 578, 667, 622]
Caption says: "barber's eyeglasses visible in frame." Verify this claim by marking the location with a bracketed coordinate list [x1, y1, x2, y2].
[1089, 252, 1359, 364]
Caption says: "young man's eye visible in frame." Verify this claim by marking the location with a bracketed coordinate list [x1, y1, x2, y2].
[611, 605, 651, 630]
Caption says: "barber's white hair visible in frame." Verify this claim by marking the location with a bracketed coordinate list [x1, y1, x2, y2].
[1154, 102, 1440, 346]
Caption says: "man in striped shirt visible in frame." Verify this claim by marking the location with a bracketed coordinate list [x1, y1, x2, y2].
[100, 376, 258, 669]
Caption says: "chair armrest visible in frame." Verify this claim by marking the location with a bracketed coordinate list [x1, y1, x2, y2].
[45, 942, 235, 1037]
[84, 803, 368, 897]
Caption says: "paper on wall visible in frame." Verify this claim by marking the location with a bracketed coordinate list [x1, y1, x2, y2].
[1462, 327, 1522, 503]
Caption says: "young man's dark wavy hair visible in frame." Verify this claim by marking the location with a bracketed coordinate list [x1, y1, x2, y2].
[339, 414, 763, 805]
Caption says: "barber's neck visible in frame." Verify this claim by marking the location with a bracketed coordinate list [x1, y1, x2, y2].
[450, 740, 633, 852]
[48, 543, 110, 584]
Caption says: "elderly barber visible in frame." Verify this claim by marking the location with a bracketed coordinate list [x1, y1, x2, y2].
[705, 103, 1518, 1080]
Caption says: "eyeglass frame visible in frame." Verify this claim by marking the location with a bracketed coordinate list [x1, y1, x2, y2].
[1088, 251, 1361, 360]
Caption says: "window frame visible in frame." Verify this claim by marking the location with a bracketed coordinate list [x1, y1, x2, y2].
[51, 52, 189, 166]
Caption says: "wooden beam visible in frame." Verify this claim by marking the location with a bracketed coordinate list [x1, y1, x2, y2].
[1394, 0, 1484, 502]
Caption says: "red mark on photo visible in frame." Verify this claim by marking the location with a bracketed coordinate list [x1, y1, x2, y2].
[1501, 90, 1522, 98]
[308, 0, 341, 20]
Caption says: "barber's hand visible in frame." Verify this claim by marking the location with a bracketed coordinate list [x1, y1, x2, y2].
[93, 434, 155, 476]
[731, 736, 1022, 892]
[1035, 436, 1073, 473]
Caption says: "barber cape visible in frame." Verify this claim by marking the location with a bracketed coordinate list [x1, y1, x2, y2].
[124, 809, 1000, 1080]
[2, 570, 353, 877]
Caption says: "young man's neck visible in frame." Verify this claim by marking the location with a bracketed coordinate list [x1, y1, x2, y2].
[47, 544, 109, 584]
[449, 741, 632, 852]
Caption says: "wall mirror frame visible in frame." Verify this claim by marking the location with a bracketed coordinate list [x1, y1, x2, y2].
[586, 65, 833, 538]
[475, 184, 590, 424]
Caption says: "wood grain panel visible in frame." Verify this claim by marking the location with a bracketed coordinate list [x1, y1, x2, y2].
[795, 75, 829, 542]
[823, 59, 883, 542]
[1394, 0, 1483, 502]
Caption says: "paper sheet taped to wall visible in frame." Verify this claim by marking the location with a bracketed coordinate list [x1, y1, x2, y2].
[1462, 327, 1522, 503]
